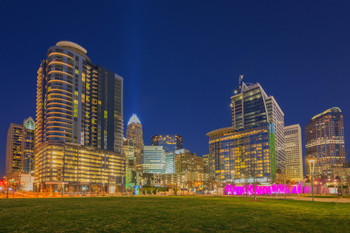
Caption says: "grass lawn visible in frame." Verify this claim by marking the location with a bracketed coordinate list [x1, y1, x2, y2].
[0, 196, 349, 232]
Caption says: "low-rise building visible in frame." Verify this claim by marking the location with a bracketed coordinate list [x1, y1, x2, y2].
[162, 171, 209, 188]
[34, 142, 125, 194]
[175, 149, 204, 173]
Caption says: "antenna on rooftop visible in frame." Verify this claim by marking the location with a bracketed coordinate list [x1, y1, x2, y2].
[234, 74, 244, 94]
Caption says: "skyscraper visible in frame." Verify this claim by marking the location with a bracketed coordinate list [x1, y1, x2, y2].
[285, 124, 303, 180]
[5, 117, 35, 176]
[35, 41, 123, 153]
[207, 78, 283, 183]
[231, 81, 285, 171]
[34, 41, 125, 193]
[126, 114, 144, 171]
[126, 114, 144, 151]
[305, 107, 346, 177]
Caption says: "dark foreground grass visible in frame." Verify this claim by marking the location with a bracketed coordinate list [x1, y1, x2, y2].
[0, 196, 349, 233]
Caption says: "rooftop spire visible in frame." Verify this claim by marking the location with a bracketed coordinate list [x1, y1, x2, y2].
[128, 114, 141, 125]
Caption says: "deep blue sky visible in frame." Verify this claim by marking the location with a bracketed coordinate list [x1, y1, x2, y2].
[1, 1, 349, 176]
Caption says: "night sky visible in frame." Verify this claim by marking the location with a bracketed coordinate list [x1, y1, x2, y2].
[1, 1, 349, 176]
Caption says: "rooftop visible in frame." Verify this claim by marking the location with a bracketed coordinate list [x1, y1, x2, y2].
[311, 107, 342, 120]
[128, 114, 141, 125]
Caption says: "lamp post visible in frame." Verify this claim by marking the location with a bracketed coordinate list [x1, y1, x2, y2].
[308, 159, 316, 202]
[5, 176, 8, 199]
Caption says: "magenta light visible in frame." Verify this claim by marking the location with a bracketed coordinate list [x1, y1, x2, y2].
[225, 184, 301, 195]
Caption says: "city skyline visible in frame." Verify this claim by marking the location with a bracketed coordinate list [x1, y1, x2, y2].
[1, 1, 350, 177]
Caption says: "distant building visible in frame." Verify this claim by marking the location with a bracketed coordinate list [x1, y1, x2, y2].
[151, 134, 183, 174]
[139, 173, 162, 187]
[162, 171, 209, 188]
[123, 137, 137, 190]
[126, 114, 144, 171]
[123, 138, 135, 167]
[305, 107, 346, 177]
[151, 134, 183, 152]
[202, 154, 209, 174]
[5, 117, 35, 176]
[142, 146, 166, 174]
[126, 114, 144, 152]
[165, 152, 175, 174]
[284, 124, 303, 180]
[175, 149, 204, 173]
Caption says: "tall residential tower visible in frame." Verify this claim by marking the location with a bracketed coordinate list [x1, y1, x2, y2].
[35, 41, 123, 153]
[34, 41, 125, 193]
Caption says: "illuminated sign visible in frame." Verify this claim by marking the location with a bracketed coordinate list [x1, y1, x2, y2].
[226, 184, 301, 195]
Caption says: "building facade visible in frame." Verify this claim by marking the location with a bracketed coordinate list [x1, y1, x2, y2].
[5, 117, 35, 176]
[151, 134, 183, 174]
[162, 171, 209, 189]
[207, 124, 275, 183]
[174, 149, 204, 173]
[142, 146, 166, 174]
[35, 142, 125, 193]
[165, 152, 175, 174]
[203, 154, 209, 174]
[231, 82, 285, 172]
[151, 134, 183, 152]
[305, 107, 346, 177]
[35, 41, 123, 153]
[284, 124, 303, 180]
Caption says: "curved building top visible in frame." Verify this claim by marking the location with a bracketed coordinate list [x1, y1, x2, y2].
[55, 41, 90, 61]
[206, 127, 235, 137]
[311, 107, 342, 120]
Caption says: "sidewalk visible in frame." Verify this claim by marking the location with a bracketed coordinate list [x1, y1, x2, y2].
[255, 195, 350, 203]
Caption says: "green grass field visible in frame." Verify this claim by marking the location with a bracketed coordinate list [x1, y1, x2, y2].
[0, 196, 349, 232]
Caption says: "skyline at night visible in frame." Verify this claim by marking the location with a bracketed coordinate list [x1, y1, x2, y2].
[1, 1, 350, 176]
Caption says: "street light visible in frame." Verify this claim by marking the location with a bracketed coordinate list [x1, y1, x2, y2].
[308, 159, 316, 202]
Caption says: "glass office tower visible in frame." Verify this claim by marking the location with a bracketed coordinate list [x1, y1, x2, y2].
[305, 107, 346, 177]
[231, 82, 285, 172]
[207, 78, 282, 183]
[151, 134, 183, 174]
[142, 146, 166, 174]
[207, 124, 275, 183]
